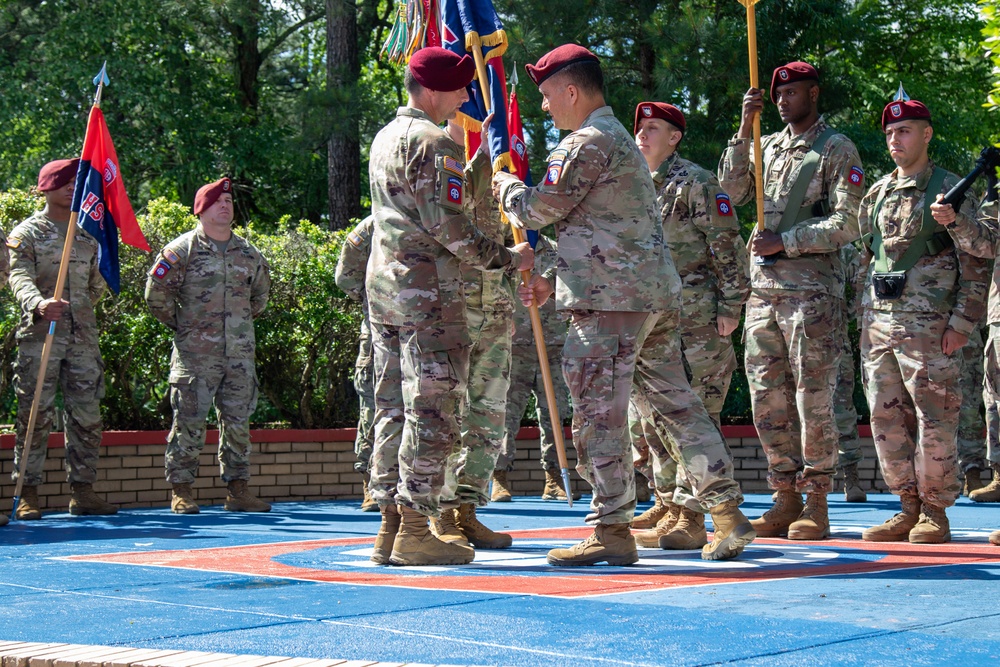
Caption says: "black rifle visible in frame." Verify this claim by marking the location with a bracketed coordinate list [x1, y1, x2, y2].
[939, 145, 1000, 208]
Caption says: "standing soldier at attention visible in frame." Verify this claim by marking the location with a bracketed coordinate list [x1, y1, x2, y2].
[860, 99, 987, 543]
[365, 47, 532, 567]
[495, 45, 754, 566]
[7, 159, 115, 519]
[956, 324, 989, 496]
[835, 242, 866, 503]
[145, 177, 272, 515]
[719, 61, 865, 540]
[493, 234, 575, 502]
[335, 215, 379, 512]
[630, 101, 750, 543]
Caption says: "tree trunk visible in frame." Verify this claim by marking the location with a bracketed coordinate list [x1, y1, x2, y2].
[326, 0, 361, 229]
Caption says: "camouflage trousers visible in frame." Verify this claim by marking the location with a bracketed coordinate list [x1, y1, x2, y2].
[982, 324, 1000, 465]
[630, 310, 742, 513]
[682, 322, 737, 426]
[744, 290, 841, 493]
[497, 344, 569, 473]
[369, 321, 469, 517]
[629, 400, 678, 496]
[353, 316, 375, 473]
[449, 308, 512, 507]
[12, 341, 104, 486]
[165, 355, 259, 484]
[835, 317, 863, 469]
[861, 309, 961, 507]
[958, 326, 987, 471]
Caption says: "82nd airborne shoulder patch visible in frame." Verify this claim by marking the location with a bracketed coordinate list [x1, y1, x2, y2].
[152, 261, 171, 279]
[543, 149, 569, 186]
[716, 193, 734, 216]
[848, 165, 865, 188]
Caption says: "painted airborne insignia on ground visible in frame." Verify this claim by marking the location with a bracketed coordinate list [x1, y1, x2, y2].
[61, 527, 1000, 599]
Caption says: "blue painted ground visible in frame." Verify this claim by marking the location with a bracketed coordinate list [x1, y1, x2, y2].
[1, 494, 999, 667]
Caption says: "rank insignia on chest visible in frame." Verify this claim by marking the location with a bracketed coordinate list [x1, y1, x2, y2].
[153, 261, 171, 279]
[849, 165, 864, 187]
[715, 193, 734, 216]
[446, 176, 463, 205]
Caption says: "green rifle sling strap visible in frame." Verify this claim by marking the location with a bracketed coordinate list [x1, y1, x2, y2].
[775, 127, 837, 234]
[871, 166, 949, 273]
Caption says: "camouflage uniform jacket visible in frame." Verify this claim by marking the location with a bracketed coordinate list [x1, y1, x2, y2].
[718, 117, 865, 296]
[336, 215, 373, 303]
[512, 235, 564, 346]
[7, 212, 104, 344]
[145, 225, 271, 359]
[366, 107, 521, 328]
[462, 150, 516, 313]
[841, 242, 864, 322]
[936, 197, 1000, 326]
[1, 227, 9, 289]
[653, 153, 750, 326]
[499, 106, 678, 313]
[859, 163, 987, 336]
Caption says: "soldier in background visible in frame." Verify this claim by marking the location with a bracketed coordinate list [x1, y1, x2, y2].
[860, 100, 986, 544]
[957, 325, 989, 496]
[493, 234, 577, 502]
[630, 101, 750, 549]
[335, 215, 379, 512]
[719, 61, 865, 540]
[364, 47, 532, 567]
[7, 159, 115, 519]
[836, 243, 866, 502]
[145, 177, 272, 515]
[1, 226, 9, 289]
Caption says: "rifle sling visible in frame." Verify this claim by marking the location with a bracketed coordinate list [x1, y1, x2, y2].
[776, 127, 837, 234]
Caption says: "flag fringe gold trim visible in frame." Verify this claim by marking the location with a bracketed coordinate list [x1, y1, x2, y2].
[465, 30, 508, 63]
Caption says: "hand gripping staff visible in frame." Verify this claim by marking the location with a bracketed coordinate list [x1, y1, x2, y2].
[9, 65, 111, 521]
[469, 48, 575, 507]
[739, 0, 768, 239]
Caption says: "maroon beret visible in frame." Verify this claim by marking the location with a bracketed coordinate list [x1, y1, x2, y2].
[408, 47, 475, 92]
[525, 44, 600, 87]
[194, 177, 232, 215]
[634, 102, 686, 135]
[37, 158, 79, 192]
[770, 61, 819, 102]
[882, 99, 932, 128]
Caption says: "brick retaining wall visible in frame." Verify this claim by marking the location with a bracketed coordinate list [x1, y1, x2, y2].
[0, 426, 887, 513]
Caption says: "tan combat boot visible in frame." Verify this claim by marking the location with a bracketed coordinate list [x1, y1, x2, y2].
[491, 470, 513, 502]
[633, 502, 681, 547]
[69, 483, 118, 516]
[862, 493, 920, 542]
[360, 473, 378, 512]
[990, 529, 1000, 546]
[970, 465, 1000, 502]
[843, 464, 867, 503]
[658, 507, 708, 550]
[632, 493, 669, 529]
[547, 523, 638, 566]
[224, 480, 271, 512]
[430, 508, 471, 547]
[909, 503, 951, 544]
[750, 490, 803, 537]
[702, 500, 756, 561]
[542, 470, 581, 500]
[371, 503, 400, 564]
[390, 506, 475, 566]
[457, 503, 513, 549]
[15, 486, 42, 520]
[787, 493, 829, 540]
[963, 467, 986, 497]
[171, 484, 200, 515]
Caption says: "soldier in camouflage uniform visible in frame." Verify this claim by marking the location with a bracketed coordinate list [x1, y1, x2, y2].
[7, 159, 116, 520]
[719, 61, 865, 540]
[145, 177, 272, 515]
[495, 45, 754, 566]
[1, 226, 9, 290]
[335, 215, 378, 511]
[859, 100, 987, 544]
[493, 234, 576, 501]
[629, 101, 750, 547]
[365, 48, 532, 567]
[957, 323, 988, 495]
[836, 242, 866, 502]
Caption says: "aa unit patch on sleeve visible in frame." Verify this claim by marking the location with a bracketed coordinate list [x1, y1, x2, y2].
[543, 149, 569, 186]
[848, 165, 865, 188]
[442, 155, 465, 177]
[446, 176, 463, 206]
[153, 261, 172, 279]
[715, 193, 734, 216]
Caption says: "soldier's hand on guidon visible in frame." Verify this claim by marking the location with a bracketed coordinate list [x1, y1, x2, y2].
[738, 87, 765, 139]
[492, 170, 519, 201]
[35, 298, 69, 322]
[479, 112, 494, 155]
[512, 242, 534, 272]
[518, 273, 553, 308]
[930, 194, 956, 226]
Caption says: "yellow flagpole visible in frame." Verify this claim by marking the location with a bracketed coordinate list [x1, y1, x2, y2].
[741, 0, 767, 232]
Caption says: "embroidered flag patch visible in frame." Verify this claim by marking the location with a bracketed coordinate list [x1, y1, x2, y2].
[162, 248, 180, 265]
[716, 193, 733, 216]
[153, 261, 171, 279]
[446, 176, 463, 205]
[442, 156, 465, 177]
[849, 166, 864, 187]
[347, 231, 363, 248]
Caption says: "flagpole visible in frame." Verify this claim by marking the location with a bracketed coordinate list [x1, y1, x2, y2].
[9, 69, 106, 522]
[740, 0, 766, 233]
[469, 48, 575, 507]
